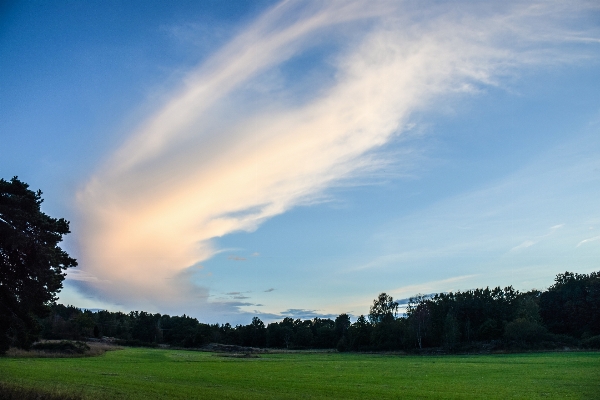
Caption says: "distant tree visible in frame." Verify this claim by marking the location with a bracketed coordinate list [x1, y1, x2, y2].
[442, 312, 460, 350]
[348, 315, 371, 350]
[249, 316, 267, 347]
[74, 310, 96, 338]
[368, 293, 398, 325]
[503, 318, 548, 346]
[366, 293, 402, 350]
[130, 311, 161, 343]
[334, 313, 351, 339]
[406, 294, 431, 349]
[161, 314, 199, 347]
[0, 177, 77, 353]
[310, 318, 336, 348]
[293, 319, 314, 348]
[218, 322, 236, 345]
[238, 317, 267, 347]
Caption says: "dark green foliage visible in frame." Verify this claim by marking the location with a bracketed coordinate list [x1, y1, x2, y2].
[159, 314, 212, 347]
[580, 334, 600, 349]
[368, 293, 398, 324]
[114, 339, 159, 348]
[130, 311, 161, 343]
[334, 313, 350, 337]
[539, 271, 600, 337]
[235, 317, 267, 347]
[311, 318, 336, 348]
[406, 295, 432, 349]
[0, 177, 77, 353]
[442, 313, 460, 350]
[265, 317, 336, 349]
[32, 270, 600, 353]
[503, 318, 548, 345]
[347, 315, 372, 350]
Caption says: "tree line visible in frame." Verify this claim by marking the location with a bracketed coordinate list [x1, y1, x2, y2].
[38, 270, 600, 352]
[1, 177, 599, 353]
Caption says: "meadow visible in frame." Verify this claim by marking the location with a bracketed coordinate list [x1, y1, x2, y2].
[1, 348, 599, 399]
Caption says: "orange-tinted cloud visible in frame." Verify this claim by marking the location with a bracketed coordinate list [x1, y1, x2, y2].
[73, 0, 597, 314]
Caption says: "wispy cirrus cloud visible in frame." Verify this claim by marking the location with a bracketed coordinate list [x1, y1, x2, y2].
[73, 0, 600, 316]
[577, 236, 600, 247]
[510, 224, 564, 252]
[391, 275, 480, 300]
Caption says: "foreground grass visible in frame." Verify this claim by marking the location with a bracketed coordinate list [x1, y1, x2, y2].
[1, 348, 598, 399]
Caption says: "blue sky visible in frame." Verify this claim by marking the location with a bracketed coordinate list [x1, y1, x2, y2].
[1, 1, 599, 324]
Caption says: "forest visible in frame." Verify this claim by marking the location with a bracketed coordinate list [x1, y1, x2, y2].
[38, 270, 600, 352]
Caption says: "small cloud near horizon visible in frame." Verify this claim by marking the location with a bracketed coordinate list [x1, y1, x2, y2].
[280, 309, 337, 320]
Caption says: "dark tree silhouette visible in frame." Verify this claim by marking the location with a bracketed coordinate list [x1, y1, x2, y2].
[368, 293, 399, 325]
[540, 271, 600, 337]
[0, 177, 77, 353]
[334, 313, 351, 338]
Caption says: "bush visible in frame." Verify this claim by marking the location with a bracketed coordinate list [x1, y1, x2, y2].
[114, 339, 158, 348]
[581, 335, 600, 349]
[336, 337, 348, 352]
[503, 319, 548, 344]
[31, 341, 89, 354]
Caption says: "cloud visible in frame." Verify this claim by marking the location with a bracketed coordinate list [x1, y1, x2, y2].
[510, 224, 564, 252]
[264, 288, 275, 293]
[510, 240, 536, 252]
[395, 294, 438, 306]
[66, 269, 111, 283]
[576, 236, 600, 247]
[222, 291, 251, 300]
[280, 309, 337, 320]
[391, 275, 480, 300]
[73, 0, 600, 315]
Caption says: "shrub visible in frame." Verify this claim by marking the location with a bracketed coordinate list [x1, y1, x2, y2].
[581, 335, 600, 349]
[31, 341, 89, 354]
[503, 318, 548, 344]
[114, 339, 158, 348]
[336, 337, 348, 352]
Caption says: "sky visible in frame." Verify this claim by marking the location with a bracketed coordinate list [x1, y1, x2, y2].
[1, 0, 600, 324]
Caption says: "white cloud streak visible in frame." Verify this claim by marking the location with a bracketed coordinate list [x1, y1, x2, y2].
[74, 0, 599, 314]
[577, 236, 600, 247]
[391, 274, 480, 300]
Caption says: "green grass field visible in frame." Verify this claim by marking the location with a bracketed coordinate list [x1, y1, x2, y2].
[1, 348, 598, 399]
